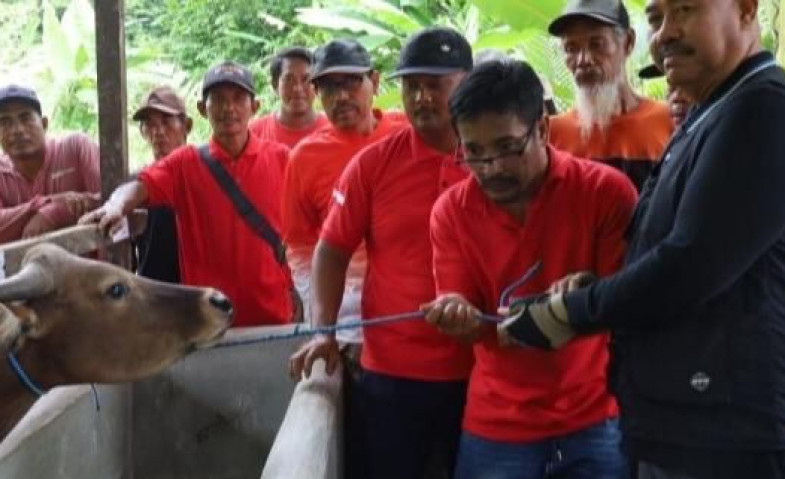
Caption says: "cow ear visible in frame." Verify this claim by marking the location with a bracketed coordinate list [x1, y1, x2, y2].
[6, 304, 45, 341]
[0, 303, 23, 354]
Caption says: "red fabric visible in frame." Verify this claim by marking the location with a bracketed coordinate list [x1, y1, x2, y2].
[139, 133, 292, 327]
[0, 134, 100, 243]
[249, 113, 329, 149]
[321, 126, 474, 381]
[431, 147, 638, 441]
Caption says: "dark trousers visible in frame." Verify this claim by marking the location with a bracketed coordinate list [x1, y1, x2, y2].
[345, 368, 467, 479]
[636, 454, 785, 479]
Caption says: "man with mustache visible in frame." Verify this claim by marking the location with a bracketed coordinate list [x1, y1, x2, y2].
[496, 0, 785, 478]
[549, 0, 672, 190]
[81, 61, 294, 327]
[639, 64, 692, 127]
[422, 59, 637, 479]
[0, 85, 100, 242]
[131, 85, 192, 283]
[289, 28, 473, 479]
[249, 47, 329, 148]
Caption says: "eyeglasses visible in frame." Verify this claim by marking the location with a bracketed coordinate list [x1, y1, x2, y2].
[314, 74, 365, 96]
[460, 125, 537, 170]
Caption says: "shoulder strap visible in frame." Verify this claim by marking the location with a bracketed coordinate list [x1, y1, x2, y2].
[197, 145, 286, 266]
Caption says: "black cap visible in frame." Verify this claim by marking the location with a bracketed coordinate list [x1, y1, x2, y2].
[389, 27, 473, 79]
[202, 61, 256, 97]
[310, 40, 372, 81]
[0, 84, 42, 114]
[638, 64, 664, 80]
[549, 0, 630, 36]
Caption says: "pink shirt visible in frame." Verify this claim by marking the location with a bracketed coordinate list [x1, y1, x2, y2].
[0, 134, 100, 243]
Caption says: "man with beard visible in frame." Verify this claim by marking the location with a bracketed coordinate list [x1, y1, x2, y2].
[81, 61, 294, 327]
[249, 47, 329, 148]
[289, 28, 473, 479]
[0, 85, 100, 242]
[495, 0, 785, 477]
[549, 0, 672, 190]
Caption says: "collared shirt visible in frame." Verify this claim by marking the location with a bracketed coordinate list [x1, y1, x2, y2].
[0, 134, 100, 243]
[249, 112, 330, 149]
[431, 146, 637, 441]
[550, 98, 672, 191]
[283, 109, 407, 342]
[321, 125, 474, 381]
[139, 132, 292, 326]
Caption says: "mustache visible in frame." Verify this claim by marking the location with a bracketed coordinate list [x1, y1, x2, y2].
[479, 176, 519, 189]
[660, 41, 695, 58]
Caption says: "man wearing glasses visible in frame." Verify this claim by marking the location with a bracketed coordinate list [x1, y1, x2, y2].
[422, 60, 636, 479]
[131, 85, 192, 282]
[289, 28, 473, 479]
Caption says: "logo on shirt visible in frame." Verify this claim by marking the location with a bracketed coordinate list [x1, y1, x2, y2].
[332, 189, 346, 206]
[50, 167, 75, 181]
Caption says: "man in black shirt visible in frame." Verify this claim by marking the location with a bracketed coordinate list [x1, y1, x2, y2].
[132, 86, 192, 283]
[497, 0, 785, 478]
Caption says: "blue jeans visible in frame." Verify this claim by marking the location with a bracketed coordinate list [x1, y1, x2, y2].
[347, 369, 467, 479]
[454, 418, 628, 479]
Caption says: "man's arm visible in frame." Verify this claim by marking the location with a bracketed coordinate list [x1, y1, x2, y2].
[78, 180, 149, 235]
[0, 196, 50, 243]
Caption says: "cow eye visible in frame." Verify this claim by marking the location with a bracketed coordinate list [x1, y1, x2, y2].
[105, 282, 129, 300]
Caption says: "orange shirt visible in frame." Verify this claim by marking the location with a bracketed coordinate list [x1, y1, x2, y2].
[249, 113, 329, 149]
[139, 133, 292, 327]
[549, 98, 672, 190]
[431, 147, 638, 441]
[321, 126, 474, 381]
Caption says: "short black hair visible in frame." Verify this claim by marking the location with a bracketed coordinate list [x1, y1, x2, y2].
[269, 47, 314, 87]
[449, 60, 544, 128]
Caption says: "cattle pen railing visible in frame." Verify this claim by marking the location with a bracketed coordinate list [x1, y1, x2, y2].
[0, 217, 343, 479]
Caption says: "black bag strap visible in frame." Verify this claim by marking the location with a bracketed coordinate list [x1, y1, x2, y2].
[197, 145, 286, 266]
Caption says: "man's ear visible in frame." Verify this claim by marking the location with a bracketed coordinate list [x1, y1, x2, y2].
[197, 100, 208, 119]
[251, 97, 260, 115]
[184, 117, 193, 135]
[41, 116, 49, 132]
[0, 303, 25, 354]
[539, 115, 550, 145]
[625, 28, 636, 56]
[370, 70, 381, 95]
[738, 0, 759, 25]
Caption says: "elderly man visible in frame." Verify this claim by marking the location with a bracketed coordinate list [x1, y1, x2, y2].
[131, 85, 193, 283]
[549, 0, 672, 190]
[639, 64, 691, 127]
[289, 27, 473, 479]
[82, 61, 293, 327]
[249, 47, 328, 148]
[0, 85, 100, 242]
[423, 59, 636, 479]
[497, 1, 785, 478]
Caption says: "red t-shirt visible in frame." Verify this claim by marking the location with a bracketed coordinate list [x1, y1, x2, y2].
[321, 126, 474, 381]
[138, 133, 292, 327]
[249, 113, 329, 149]
[431, 147, 638, 441]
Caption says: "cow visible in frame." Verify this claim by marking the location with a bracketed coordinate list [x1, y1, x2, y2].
[0, 243, 233, 439]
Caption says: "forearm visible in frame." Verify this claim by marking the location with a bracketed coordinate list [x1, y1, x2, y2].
[310, 240, 351, 329]
[106, 180, 149, 214]
[287, 243, 315, 323]
[0, 198, 47, 243]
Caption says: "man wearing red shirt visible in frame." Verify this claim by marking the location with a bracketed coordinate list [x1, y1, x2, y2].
[288, 28, 473, 479]
[81, 61, 293, 327]
[424, 60, 636, 478]
[249, 47, 329, 148]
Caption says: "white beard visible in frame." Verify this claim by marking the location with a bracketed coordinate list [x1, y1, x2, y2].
[574, 75, 624, 141]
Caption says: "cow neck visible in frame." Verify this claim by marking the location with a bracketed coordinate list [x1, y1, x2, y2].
[0, 341, 61, 432]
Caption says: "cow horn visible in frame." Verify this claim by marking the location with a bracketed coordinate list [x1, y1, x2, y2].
[0, 261, 55, 301]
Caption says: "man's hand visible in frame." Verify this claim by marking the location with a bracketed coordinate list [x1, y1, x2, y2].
[78, 201, 125, 237]
[421, 294, 483, 343]
[288, 334, 341, 380]
[548, 271, 597, 294]
[497, 293, 574, 350]
[50, 191, 101, 218]
[21, 212, 56, 239]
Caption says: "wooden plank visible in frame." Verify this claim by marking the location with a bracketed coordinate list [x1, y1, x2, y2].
[94, 0, 129, 200]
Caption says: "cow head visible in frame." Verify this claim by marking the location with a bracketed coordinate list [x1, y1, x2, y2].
[0, 243, 233, 385]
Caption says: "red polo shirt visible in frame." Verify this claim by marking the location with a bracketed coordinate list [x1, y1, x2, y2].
[138, 133, 292, 327]
[321, 126, 474, 381]
[431, 147, 637, 441]
[249, 113, 330, 149]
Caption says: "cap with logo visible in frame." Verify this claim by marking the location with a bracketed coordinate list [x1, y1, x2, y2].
[0, 84, 42, 114]
[548, 0, 630, 36]
[389, 27, 473, 78]
[310, 40, 373, 82]
[132, 85, 187, 121]
[201, 60, 256, 97]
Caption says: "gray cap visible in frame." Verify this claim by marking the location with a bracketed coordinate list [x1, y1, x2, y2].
[549, 0, 630, 36]
[0, 84, 41, 114]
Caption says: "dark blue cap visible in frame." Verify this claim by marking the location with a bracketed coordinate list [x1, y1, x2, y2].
[0, 85, 42, 114]
[389, 27, 473, 79]
[202, 61, 256, 97]
[310, 40, 373, 81]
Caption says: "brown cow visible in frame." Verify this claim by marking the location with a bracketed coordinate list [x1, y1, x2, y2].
[0, 243, 233, 439]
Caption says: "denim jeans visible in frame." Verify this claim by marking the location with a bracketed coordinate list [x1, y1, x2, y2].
[454, 418, 628, 479]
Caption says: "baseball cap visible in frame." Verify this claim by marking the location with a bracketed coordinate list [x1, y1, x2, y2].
[132, 86, 187, 121]
[310, 40, 372, 81]
[201, 60, 256, 97]
[638, 64, 664, 80]
[389, 27, 473, 79]
[549, 0, 630, 36]
[0, 84, 42, 114]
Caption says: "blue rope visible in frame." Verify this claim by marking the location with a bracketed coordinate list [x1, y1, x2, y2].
[214, 310, 506, 348]
[6, 352, 46, 397]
